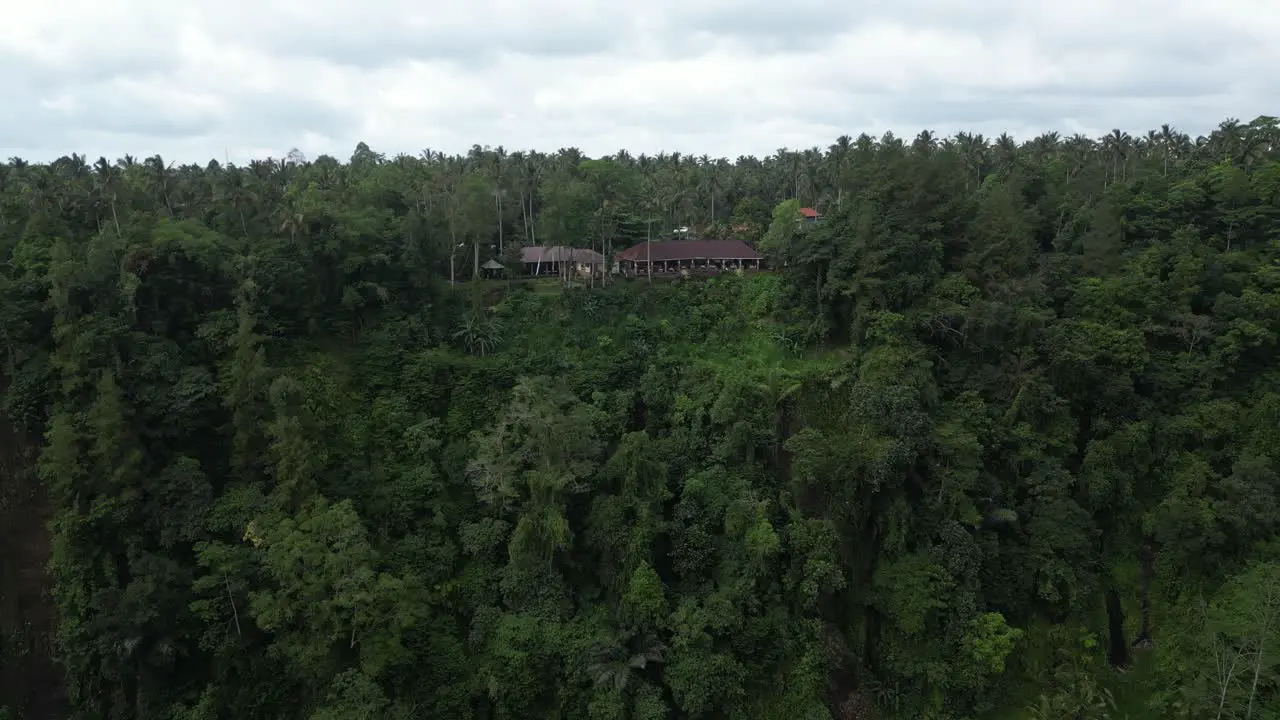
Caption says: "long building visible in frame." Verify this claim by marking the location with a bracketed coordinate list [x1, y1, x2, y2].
[520, 246, 605, 276]
[615, 239, 762, 275]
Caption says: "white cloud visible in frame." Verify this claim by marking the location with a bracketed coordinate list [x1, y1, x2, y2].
[1, 0, 1277, 163]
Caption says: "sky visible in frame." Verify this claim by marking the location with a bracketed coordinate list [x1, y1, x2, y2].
[2, 0, 1278, 165]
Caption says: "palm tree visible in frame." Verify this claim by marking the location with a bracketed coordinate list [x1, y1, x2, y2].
[994, 133, 1018, 173]
[519, 152, 542, 247]
[955, 132, 988, 189]
[217, 168, 256, 239]
[453, 311, 504, 356]
[705, 158, 723, 225]
[757, 366, 801, 468]
[145, 155, 174, 215]
[828, 134, 853, 208]
[913, 129, 937, 155]
[1240, 115, 1279, 168]
[93, 157, 123, 235]
[587, 634, 667, 699]
[1032, 131, 1061, 157]
[489, 145, 508, 253]
[1213, 117, 1244, 162]
[1063, 134, 1096, 180]
[1102, 129, 1132, 185]
[1159, 124, 1178, 176]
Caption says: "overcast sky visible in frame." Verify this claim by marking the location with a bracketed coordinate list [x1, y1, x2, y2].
[3, 0, 1278, 164]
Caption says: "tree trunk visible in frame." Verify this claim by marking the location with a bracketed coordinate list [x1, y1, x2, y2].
[1135, 543, 1154, 647]
[529, 196, 538, 246]
[1106, 588, 1129, 667]
[1246, 573, 1278, 719]
[449, 223, 459, 283]
[1214, 633, 1244, 720]
[1247, 628, 1267, 720]
[646, 220, 652, 284]
[519, 189, 529, 244]
[497, 191, 504, 253]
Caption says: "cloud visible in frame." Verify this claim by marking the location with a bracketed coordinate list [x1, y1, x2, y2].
[1, 0, 1277, 163]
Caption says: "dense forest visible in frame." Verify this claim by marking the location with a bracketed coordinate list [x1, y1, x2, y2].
[1, 115, 1279, 719]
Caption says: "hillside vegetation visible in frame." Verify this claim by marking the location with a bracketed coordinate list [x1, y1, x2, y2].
[1, 118, 1280, 719]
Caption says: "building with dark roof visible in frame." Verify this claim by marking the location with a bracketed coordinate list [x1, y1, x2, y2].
[520, 246, 605, 276]
[615, 239, 762, 275]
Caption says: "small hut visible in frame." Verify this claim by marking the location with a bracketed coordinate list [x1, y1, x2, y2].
[481, 258, 506, 279]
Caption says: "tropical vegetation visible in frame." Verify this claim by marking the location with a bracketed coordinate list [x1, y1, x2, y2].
[1, 115, 1279, 718]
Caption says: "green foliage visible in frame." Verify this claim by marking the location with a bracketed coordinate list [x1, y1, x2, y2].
[758, 198, 800, 258]
[3, 118, 1280, 719]
[966, 613, 1023, 675]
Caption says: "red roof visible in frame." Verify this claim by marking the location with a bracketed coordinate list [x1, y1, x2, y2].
[799, 207, 820, 218]
[617, 240, 760, 263]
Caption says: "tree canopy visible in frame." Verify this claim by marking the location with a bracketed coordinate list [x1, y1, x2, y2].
[2, 116, 1280, 718]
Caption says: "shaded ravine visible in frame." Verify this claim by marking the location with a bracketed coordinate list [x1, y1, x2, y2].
[0, 393, 64, 719]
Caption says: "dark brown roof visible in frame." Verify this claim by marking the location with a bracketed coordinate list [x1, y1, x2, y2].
[617, 240, 760, 263]
[520, 246, 605, 264]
